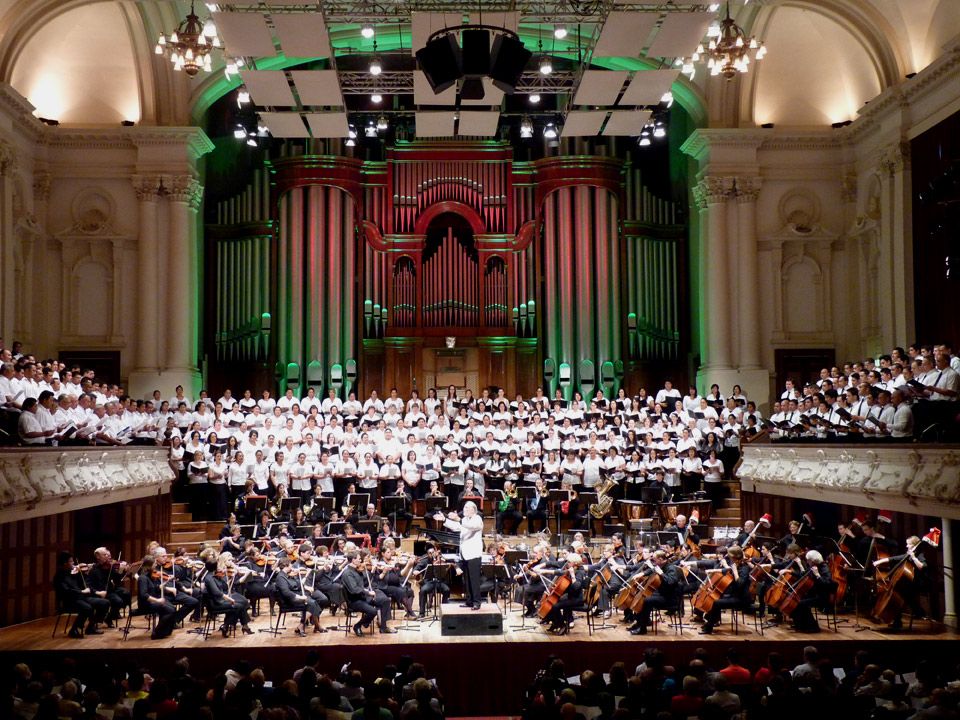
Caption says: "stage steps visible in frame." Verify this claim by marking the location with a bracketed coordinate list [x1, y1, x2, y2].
[169, 502, 223, 549]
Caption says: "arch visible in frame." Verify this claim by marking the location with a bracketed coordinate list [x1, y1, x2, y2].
[6, 1, 142, 123]
[413, 200, 486, 237]
[739, 0, 905, 127]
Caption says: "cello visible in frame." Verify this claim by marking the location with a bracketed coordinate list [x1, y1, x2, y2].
[537, 563, 572, 620]
[691, 568, 735, 614]
[628, 566, 662, 613]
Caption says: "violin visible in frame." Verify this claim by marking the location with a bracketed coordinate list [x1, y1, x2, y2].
[254, 555, 278, 566]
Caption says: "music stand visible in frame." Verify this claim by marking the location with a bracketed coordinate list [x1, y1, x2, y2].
[424, 496, 449, 514]
[347, 493, 371, 513]
[357, 519, 380, 537]
[481, 564, 511, 616]
[245, 496, 267, 518]
[423, 563, 452, 626]
[381, 496, 407, 533]
[548, 489, 572, 542]
[326, 521, 347, 537]
[641, 487, 665, 504]
[484, 489, 504, 515]
[314, 496, 335, 516]
[280, 497, 301, 516]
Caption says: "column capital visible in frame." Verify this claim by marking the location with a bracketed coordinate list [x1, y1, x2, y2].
[162, 175, 203, 209]
[693, 175, 735, 209]
[132, 175, 162, 203]
[879, 140, 910, 176]
[0, 139, 17, 177]
[734, 176, 762, 203]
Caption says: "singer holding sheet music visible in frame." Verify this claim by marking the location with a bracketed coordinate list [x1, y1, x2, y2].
[436, 501, 484, 609]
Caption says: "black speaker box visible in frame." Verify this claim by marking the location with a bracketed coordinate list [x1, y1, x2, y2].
[489, 34, 532, 94]
[416, 34, 463, 94]
[440, 604, 503, 636]
[461, 29, 491, 76]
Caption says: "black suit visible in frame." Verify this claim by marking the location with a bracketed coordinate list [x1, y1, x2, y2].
[633, 564, 682, 630]
[138, 572, 191, 639]
[54, 569, 109, 633]
[341, 565, 389, 628]
[704, 563, 752, 629]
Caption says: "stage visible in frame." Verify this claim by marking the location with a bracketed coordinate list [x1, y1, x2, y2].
[1, 605, 955, 715]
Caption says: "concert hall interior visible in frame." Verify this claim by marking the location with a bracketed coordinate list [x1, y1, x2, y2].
[2, 1, 960, 719]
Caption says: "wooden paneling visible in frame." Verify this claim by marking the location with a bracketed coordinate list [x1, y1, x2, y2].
[0, 493, 171, 628]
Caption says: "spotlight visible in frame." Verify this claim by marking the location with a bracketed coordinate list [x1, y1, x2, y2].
[234, 126, 247, 139]
[520, 116, 534, 138]
[553, 26, 568, 39]
[539, 56, 553, 75]
[361, 24, 375, 39]
[708, 2, 720, 10]
[369, 56, 382, 75]
[529, 93, 541, 104]
[376, 114, 388, 130]
[246, 133, 258, 147]
[639, 137, 651, 147]
[365, 124, 378, 137]
[346, 137, 356, 147]
[543, 122, 558, 139]
[660, 91, 673, 107]
[348, 127, 357, 139]
[371, 93, 382, 104]
[237, 88, 250, 106]
[653, 126, 666, 138]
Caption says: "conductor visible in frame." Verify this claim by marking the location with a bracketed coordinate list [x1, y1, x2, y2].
[435, 501, 484, 610]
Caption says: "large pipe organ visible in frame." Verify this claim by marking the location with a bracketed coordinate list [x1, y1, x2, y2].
[206, 141, 686, 399]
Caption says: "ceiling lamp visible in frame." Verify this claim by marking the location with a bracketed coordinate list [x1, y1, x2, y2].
[529, 93, 541, 105]
[371, 93, 383, 103]
[699, 1, 766, 79]
[553, 26, 568, 40]
[543, 122, 558, 139]
[538, 56, 553, 75]
[361, 24, 375, 39]
[155, 1, 219, 77]
[369, 55, 383, 75]
[520, 116, 534, 138]
[376, 114, 388, 130]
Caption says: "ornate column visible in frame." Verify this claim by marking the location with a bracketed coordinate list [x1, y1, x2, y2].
[878, 141, 914, 348]
[0, 141, 17, 342]
[163, 175, 202, 392]
[133, 176, 161, 372]
[695, 176, 735, 371]
[735, 177, 762, 369]
[943, 519, 956, 628]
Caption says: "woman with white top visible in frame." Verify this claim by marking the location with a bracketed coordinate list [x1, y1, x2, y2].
[227, 451, 249, 506]
[440, 450, 465, 505]
[289, 452, 314, 502]
[702, 449, 725, 507]
[168, 436, 186, 499]
[187, 450, 208, 519]
[270, 450, 289, 494]
[208, 450, 229, 520]
[662, 447, 683, 491]
[251, 449, 272, 496]
[681, 446, 704, 495]
[378, 455, 401, 500]
[401, 450, 422, 498]
[357, 452, 380, 497]
[465, 447, 487, 493]
[560, 450, 584, 491]
[314, 451, 336, 494]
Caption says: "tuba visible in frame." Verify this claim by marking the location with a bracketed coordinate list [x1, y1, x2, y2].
[589, 477, 619, 519]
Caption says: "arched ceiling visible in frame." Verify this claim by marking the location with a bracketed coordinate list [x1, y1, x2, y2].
[0, 1, 957, 130]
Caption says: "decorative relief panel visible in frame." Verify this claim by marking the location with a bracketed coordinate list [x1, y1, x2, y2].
[739, 445, 960, 519]
[0, 448, 173, 523]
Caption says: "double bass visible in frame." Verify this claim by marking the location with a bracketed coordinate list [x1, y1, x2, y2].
[871, 553, 917, 624]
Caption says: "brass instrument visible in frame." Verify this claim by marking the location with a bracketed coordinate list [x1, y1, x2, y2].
[589, 476, 620, 519]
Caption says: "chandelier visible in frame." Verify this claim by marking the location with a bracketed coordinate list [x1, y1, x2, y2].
[692, 1, 766, 79]
[155, 1, 220, 77]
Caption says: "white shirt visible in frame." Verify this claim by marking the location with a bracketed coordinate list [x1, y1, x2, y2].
[444, 512, 484, 560]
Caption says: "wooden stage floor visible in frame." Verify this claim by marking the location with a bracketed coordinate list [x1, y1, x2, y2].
[1, 605, 954, 715]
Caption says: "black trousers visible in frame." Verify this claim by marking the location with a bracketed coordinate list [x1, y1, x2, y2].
[635, 593, 676, 628]
[526, 507, 548, 533]
[496, 509, 522, 534]
[462, 557, 482, 605]
[419, 581, 450, 613]
[68, 597, 110, 630]
[103, 589, 131, 620]
[349, 592, 390, 627]
[545, 596, 581, 625]
[704, 597, 744, 627]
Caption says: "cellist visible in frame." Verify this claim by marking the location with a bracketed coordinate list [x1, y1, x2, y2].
[628, 550, 680, 636]
[872, 535, 927, 630]
[699, 546, 752, 635]
[542, 553, 586, 634]
[788, 550, 835, 633]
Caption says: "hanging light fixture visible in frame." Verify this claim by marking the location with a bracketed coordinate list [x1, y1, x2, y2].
[155, 1, 220, 77]
[520, 115, 534, 138]
[543, 122, 558, 139]
[538, 55, 553, 75]
[371, 93, 383, 104]
[361, 23, 375, 39]
[697, 1, 766, 79]
[529, 93, 541, 105]
[369, 55, 383, 75]
[376, 114, 388, 130]
[553, 26, 568, 40]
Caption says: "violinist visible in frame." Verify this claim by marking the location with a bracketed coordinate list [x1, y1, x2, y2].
[542, 553, 586, 634]
[201, 550, 253, 636]
[415, 544, 452, 617]
[376, 520, 400, 550]
[154, 546, 200, 619]
[89, 547, 130, 626]
[628, 550, 681, 635]
[239, 546, 275, 606]
[341, 551, 394, 635]
[789, 549, 836, 633]
[53, 552, 109, 638]
[699, 546, 752, 635]
[373, 546, 417, 619]
[274, 558, 325, 636]
[220, 524, 245, 556]
[524, 477, 550, 534]
[137, 553, 192, 640]
[495, 480, 523, 535]
[873, 535, 927, 630]
[292, 542, 332, 624]
[517, 545, 554, 618]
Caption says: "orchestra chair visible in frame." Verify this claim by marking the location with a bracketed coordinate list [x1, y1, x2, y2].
[814, 600, 840, 632]
[259, 600, 306, 637]
[121, 605, 157, 641]
[51, 591, 76, 638]
[200, 597, 237, 640]
[729, 603, 764, 636]
[651, 596, 685, 636]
